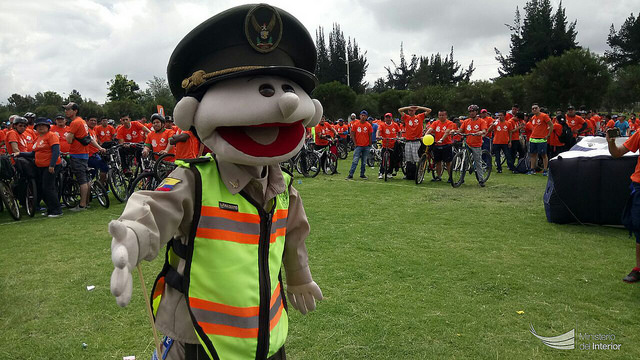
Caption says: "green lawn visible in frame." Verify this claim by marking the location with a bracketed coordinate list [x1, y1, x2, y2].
[1, 159, 639, 359]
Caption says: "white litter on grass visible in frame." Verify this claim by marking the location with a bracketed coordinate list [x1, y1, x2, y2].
[123, 356, 136, 360]
[86, 285, 95, 291]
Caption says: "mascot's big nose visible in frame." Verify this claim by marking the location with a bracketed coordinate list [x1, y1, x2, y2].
[278, 92, 299, 120]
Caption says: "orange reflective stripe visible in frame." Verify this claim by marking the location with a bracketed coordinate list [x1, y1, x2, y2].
[269, 283, 281, 308]
[152, 277, 165, 300]
[200, 206, 260, 224]
[190, 297, 260, 317]
[199, 322, 259, 338]
[272, 209, 288, 222]
[196, 228, 260, 244]
[269, 227, 287, 243]
[269, 302, 284, 331]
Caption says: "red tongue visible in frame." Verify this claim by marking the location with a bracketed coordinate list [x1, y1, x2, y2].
[217, 121, 304, 157]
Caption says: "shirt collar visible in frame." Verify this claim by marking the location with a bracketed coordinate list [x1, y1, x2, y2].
[216, 158, 286, 197]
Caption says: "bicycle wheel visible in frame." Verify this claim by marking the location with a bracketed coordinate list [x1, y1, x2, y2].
[108, 168, 129, 203]
[366, 149, 375, 167]
[296, 155, 308, 177]
[337, 143, 348, 160]
[0, 181, 21, 220]
[129, 172, 160, 196]
[62, 179, 81, 208]
[154, 153, 177, 180]
[450, 152, 466, 188]
[382, 150, 390, 182]
[25, 179, 37, 217]
[306, 152, 321, 178]
[91, 180, 110, 208]
[415, 154, 427, 184]
[323, 153, 338, 175]
[280, 159, 294, 173]
[478, 149, 492, 183]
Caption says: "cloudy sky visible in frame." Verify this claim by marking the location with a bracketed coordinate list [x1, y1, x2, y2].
[0, 0, 636, 104]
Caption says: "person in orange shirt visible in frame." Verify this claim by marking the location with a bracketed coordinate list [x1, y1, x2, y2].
[507, 112, 526, 163]
[0, 125, 6, 154]
[377, 113, 402, 178]
[505, 104, 519, 121]
[86, 117, 109, 185]
[313, 115, 336, 150]
[13, 117, 63, 217]
[117, 114, 151, 173]
[398, 105, 432, 179]
[143, 114, 174, 160]
[346, 110, 373, 180]
[6, 117, 30, 153]
[606, 130, 640, 283]
[605, 115, 616, 130]
[460, 104, 488, 186]
[479, 109, 495, 152]
[63, 102, 104, 211]
[548, 115, 567, 159]
[334, 118, 349, 149]
[425, 110, 455, 181]
[50, 115, 71, 153]
[95, 117, 117, 147]
[170, 127, 200, 160]
[528, 104, 553, 176]
[488, 111, 515, 173]
[565, 106, 586, 137]
[164, 116, 178, 133]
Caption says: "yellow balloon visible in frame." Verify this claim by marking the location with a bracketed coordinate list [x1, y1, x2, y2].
[422, 134, 435, 146]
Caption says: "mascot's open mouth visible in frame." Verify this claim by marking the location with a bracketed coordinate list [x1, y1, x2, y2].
[216, 120, 304, 157]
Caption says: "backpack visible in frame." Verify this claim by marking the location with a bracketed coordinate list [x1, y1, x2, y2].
[558, 122, 573, 145]
[515, 153, 531, 174]
[0, 155, 15, 181]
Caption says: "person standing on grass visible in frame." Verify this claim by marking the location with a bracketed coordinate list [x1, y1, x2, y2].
[377, 113, 401, 179]
[488, 110, 515, 173]
[398, 104, 432, 178]
[615, 115, 630, 137]
[528, 104, 553, 176]
[346, 110, 373, 180]
[607, 130, 640, 283]
[565, 106, 587, 137]
[460, 104, 487, 187]
[425, 110, 455, 182]
[14, 118, 63, 217]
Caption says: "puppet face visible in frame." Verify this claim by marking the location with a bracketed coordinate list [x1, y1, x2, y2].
[176, 75, 322, 165]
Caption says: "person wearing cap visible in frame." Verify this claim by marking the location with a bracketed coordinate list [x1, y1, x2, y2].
[349, 112, 357, 124]
[143, 113, 175, 160]
[51, 115, 71, 154]
[398, 104, 432, 178]
[565, 106, 587, 137]
[164, 115, 178, 132]
[63, 102, 105, 211]
[95, 117, 117, 147]
[13, 117, 63, 217]
[377, 112, 401, 178]
[107, 5, 323, 359]
[347, 110, 374, 179]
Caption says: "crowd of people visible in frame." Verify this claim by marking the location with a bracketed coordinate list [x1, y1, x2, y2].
[0, 102, 201, 218]
[306, 103, 637, 186]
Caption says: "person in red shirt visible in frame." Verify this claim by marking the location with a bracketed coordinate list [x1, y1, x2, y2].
[95, 117, 117, 146]
[565, 106, 587, 137]
[143, 114, 175, 159]
[377, 113, 402, 178]
[460, 104, 488, 186]
[606, 130, 640, 283]
[14, 117, 63, 217]
[398, 104, 432, 171]
[425, 110, 455, 181]
[528, 104, 553, 175]
[488, 111, 515, 173]
[346, 110, 373, 180]
[63, 102, 104, 210]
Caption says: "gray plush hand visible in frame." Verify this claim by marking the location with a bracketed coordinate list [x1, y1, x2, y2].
[286, 281, 323, 315]
[109, 221, 139, 307]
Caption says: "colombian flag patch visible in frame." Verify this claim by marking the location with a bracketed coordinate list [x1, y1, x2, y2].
[156, 177, 181, 192]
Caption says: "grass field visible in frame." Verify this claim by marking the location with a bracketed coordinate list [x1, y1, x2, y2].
[1, 158, 639, 359]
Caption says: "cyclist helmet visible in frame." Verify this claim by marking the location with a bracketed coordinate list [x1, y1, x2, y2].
[467, 104, 479, 112]
[23, 112, 36, 118]
[108, 119, 115, 125]
[13, 116, 28, 125]
[34, 117, 51, 128]
[150, 113, 165, 122]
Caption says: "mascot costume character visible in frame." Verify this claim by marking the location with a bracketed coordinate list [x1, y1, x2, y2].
[108, 4, 323, 359]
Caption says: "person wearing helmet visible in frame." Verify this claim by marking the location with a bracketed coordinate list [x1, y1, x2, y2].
[13, 117, 63, 217]
[460, 104, 487, 187]
[143, 113, 175, 160]
[6, 116, 30, 154]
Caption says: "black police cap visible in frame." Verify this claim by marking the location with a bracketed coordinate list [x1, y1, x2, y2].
[167, 4, 318, 100]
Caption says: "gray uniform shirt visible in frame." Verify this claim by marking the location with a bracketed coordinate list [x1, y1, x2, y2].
[118, 159, 313, 343]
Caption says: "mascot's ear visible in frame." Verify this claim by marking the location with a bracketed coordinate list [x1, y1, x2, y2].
[304, 99, 323, 128]
[174, 96, 200, 130]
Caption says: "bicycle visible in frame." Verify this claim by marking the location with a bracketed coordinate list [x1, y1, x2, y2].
[449, 133, 492, 188]
[415, 145, 437, 185]
[366, 141, 382, 168]
[315, 138, 339, 175]
[59, 154, 110, 209]
[104, 144, 130, 203]
[378, 137, 403, 182]
[9, 156, 37, 217]
[127, 151, 171, 196]
[291, 141, 320, 178]
[0, 155, 21, 220]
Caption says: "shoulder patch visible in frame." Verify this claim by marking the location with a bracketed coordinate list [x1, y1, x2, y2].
[156, 177, 182, 192]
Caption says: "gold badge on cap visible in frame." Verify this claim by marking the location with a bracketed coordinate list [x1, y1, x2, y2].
[244, 4, 282, 53]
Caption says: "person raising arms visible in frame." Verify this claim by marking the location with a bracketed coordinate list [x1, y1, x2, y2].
[398, 104, 432, 178]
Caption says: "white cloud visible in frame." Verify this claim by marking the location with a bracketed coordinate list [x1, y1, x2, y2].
[0, 0, 636, 105]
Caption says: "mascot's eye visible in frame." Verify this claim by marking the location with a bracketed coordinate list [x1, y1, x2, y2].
[259, 84, 275, 97]
[282, 84, 295, 93]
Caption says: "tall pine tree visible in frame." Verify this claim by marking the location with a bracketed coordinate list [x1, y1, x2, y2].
[605, 13, 640, 70]
[495, 0, 579, 76]
[314, 24, 368, 93]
